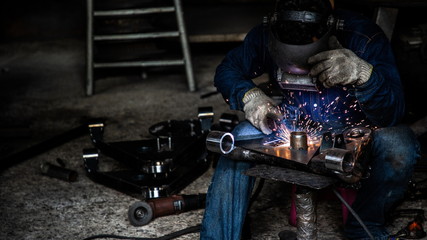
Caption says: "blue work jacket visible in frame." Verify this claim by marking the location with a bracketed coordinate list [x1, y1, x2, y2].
[214, 9, 405, 131]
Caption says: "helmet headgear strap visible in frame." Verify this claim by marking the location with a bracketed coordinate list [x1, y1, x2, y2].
[279, 10, 322, 23]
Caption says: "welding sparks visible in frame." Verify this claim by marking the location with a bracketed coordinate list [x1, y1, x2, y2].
[265, 89, 368, 147]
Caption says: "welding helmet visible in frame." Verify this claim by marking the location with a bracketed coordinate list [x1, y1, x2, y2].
[268, 0, 335, 91]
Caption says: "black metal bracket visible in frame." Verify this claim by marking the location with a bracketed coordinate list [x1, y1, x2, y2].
[82, 107, 235, 200]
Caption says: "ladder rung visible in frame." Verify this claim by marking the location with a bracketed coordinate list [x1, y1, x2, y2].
[94, 7, 175, 17]
[94, 31, 180, 41]
[94, 59, 185, 68]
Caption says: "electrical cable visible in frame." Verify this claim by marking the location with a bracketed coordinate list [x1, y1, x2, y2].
[84, 183, 375, 240]
[332, 188, 375, 240]
[83, 224, 201, 240]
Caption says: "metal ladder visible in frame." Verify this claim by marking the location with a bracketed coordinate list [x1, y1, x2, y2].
[86, 0, 196, 96]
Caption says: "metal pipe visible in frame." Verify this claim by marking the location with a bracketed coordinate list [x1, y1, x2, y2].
[206, 131, 300, 170]
[94, 7, 175, 17]
[324, 148, 354, 173]
[206, 131, 235, 154]
[94, 31, 180, 41]
[94, 59, 185, 68]
[296, 187, 317, 240]
[290, 131, 308, 150]
[86, 0, 94, 96]
[174, 0, 196, 91]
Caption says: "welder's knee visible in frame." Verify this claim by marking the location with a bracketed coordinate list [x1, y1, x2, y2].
[372, 124, 420, 175]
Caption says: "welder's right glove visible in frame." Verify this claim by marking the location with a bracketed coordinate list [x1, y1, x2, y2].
[308, 36, 373, 88]
[242, 87, 283, 135]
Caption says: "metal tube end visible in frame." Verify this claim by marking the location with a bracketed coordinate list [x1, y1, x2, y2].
[206, 131, 235, 154]
[290, 131, 308, 150]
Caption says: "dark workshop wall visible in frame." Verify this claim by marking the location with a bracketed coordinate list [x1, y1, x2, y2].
[0, 0, 270, 42]
[0, 0, 86, 42]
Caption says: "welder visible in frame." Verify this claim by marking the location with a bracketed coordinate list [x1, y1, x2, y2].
[200, 0, 420, 239]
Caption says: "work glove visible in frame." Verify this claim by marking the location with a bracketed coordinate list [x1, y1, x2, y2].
[308, 36, 373, 88]
[242, 88, 283, 135]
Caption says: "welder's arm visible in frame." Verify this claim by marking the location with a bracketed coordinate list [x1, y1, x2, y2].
[308, 35, 405, 127]
[214, 26, 282, 134]
[214, 25, 268, 111]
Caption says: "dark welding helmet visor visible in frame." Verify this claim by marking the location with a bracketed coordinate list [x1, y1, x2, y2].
[268, 25, 332, 75]
[267, 1, 334, 91]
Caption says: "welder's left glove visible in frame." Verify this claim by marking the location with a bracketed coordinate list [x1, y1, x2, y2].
[308, 36, 373, 88]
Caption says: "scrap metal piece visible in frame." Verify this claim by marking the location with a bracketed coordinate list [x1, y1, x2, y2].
[40, 162, 78, 182]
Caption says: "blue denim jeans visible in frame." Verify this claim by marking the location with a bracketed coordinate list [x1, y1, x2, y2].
[200, 121, 261, 240]
[200, 122, 419, 240]
[344, 125, 420, 240]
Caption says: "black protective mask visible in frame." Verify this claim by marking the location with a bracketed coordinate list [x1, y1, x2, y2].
[268, 10, 334, 91]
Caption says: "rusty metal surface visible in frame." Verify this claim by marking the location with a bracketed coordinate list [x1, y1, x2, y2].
[296, 190, 317, 240]
[237, 137, 320, 165]
[244, 164, 336, 190]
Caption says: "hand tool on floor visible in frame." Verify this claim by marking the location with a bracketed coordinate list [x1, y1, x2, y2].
[128, 193, 206, 226]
